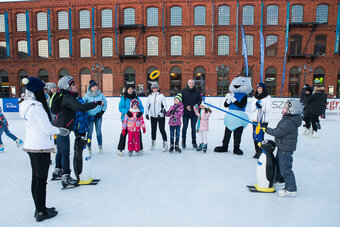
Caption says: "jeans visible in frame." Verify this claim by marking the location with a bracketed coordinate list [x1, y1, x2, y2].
[0, 126, 18, 144]
[276, 149, 297, 192]
[181, 114, 197, 141]
[55, 135, 71, 174]
[170, 125, 180, 144]
[150, 117, 167, 141]
[87, 117, 103, 147]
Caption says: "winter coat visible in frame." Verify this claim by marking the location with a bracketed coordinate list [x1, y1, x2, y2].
[145, 92, 167, 118]
[165, 103, 184, 126]
[83, 89, 107, 117]
[181, 85, 202, 117]
[74, 97, 91, 134]
[19, 100, 60, 152]
[53, 90, 97, 130]
[122, 110, 146, 132]
[306, 87, 327, 116]
[0, 112, 8, 128]
[194, 107, 211, 131]
[266, 114, 302, 152]
[119, 92, 144, 122]
[250, 95, 272, 123]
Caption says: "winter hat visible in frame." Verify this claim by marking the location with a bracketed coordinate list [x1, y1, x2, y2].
[257, 82, 266, 90]
[89, 80, 98, 90]
[58, 75, 74, 91]
[22, 77, 46, 93]
[174, 93, 182, 102]
[45, 82, 57, 93]
[130, 99, 140, 108]
[126, 84, 135, 90]
[151, 82, 159, 90]
[305, 86, 313, 93]
[284, 99, 303, 115]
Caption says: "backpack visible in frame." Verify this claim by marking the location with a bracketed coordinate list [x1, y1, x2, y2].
[49, 92, 64, 114]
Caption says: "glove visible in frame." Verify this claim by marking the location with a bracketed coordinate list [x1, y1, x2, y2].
[256, 101, 262, 109]
[127, 111, 133, 118]
[122, 129, 126, 136]
[136, 112, 143, 118]
[143, 128, 146, 133]
[230, 94, 237, 102]
[95, 110, 104, 119]
[145, 114, 150, 120]
[260, 127, 266, 132]
[58, 127, 70, 136]
[95, 101, 102, 106]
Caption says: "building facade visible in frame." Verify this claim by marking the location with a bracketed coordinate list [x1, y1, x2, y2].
[0, 0, 340, 97]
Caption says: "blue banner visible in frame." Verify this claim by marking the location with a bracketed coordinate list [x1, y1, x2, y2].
[69, 8, 72, 56]
[236, 3, 239, 54]
[48, 9, 52, 56]
[260, 31, 264, 83]
[92, 7, 95, 56]
[281, 2, 290, 96]
[241, 25, 248, 77]
[26, 10, 31, 57]
[260, 2, 264, 32]
[335, 3, 340, 54]
[4, 11, 10, 57]
[2, 98, 19, 112]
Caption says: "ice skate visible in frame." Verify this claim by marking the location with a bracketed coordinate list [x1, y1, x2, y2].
[162, 141, 168, 152]
[175, 143, 181, 153]
[150, 140, 156, 151]
[278, 188, 296, 197]
[196, 143, 203, 151]
[16, 139, 23, 147]
[181, 139, 186, 149]
[203, 144, 207, 153]
[98, 145, 103, 154]
[87, 146, 92, 155]
[51, 168, 62, 180]
[34, 207, 56, 218]
[169, 144, 174, 152]
[192, 139, 198, 149]
[302, 128, 312, 135]
[309, 131, 318, 138]
[61, 174, 79, 188]
[0, 144, 4, 153]
[36, 209, 58, 222]
[128, 151, 133, 156]
[117, 150, 123, 156]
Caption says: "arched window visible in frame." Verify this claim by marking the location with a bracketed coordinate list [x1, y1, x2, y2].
[316, 5, 328, 24]
[124, 37, 135, 55]
[102, 67, 113, 96]
[313, 67, 325, 87]
[314, 35, 327, 56]
[58, 68, 69, 78]
[266, 35, 278, 56]
[19, 70, 28, 94]
[101, 9, 112, 28]
[170, 36, 182, 56]
[170, 7, 182, 26]
[291, 5, 303, 23]
[194, 66, 205, 95]
[218, 35, 230, 56]
[218, 6, 230, 25]
[147, 7, 158, 27]
[289, 67, 301, 97]
[58, 11, 68, 30]
[80, 38, 91, 58]
[102, 37, 113, 57]
[79, 10, 90, 29]
[267, 5, 278, 25]
[265, 67, 276, 96]
[146, 66, 159, 95]
[0, 41, 6, 59]
[59, 39, 69, 58]
[38, 40, 48, 59]
[0, 70, 9, 97]
[194, 35, 205, 56]
[242, 35, 254, 56]
[242, 5, 254, 25]
[124, 8, 135, 25]
[170, 67, 182, 96]
[194, 6, 206, 26]
[124, 67, 135, 88]
[18, 40, 28, 59]
[216, 64, 230, 96]
[38, 69, 48, 82]
[147, 36, 158, 56]
[16, 13, 26, 31]
[290, 35, 302, 55]
[37, 12, 47, 31]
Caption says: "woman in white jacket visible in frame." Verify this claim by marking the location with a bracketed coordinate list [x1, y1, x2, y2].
[250, 82, 272, 159]
[20, 77, 69, 222]
[145, 82, 168, 151]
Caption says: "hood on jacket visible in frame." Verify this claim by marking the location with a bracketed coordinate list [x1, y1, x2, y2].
[283, 114, 302, 128]
[314, 86, 325, 93]
[20, 100, 40, 119]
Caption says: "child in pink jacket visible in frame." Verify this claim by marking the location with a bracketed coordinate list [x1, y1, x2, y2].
[122, 99, 146, 156]
[194, 103, 212, 153]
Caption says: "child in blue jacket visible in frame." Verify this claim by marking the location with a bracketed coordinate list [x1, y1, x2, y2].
[0, 106, 23, 152]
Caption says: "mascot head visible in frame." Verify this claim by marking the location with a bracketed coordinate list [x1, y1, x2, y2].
[229, 76, 252, 94]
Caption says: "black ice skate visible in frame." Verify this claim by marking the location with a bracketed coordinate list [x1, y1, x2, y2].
[203, 144, 207, 153]
[169, 144, 175, 152]
[175, 143, 182, 153]
[51, 168, 62, 181]
[61, 174, 79, 189]
[36, 209, 58, 222]
[181, 139, 186, 149]
[196, 143, 203, 151]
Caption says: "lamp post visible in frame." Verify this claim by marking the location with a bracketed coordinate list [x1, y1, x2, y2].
[216, 64, 229, 96]
[91, 63, 105, 90]
[302, 64, 313, 85]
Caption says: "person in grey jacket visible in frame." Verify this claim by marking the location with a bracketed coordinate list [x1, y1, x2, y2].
[264, 99, 302, 197]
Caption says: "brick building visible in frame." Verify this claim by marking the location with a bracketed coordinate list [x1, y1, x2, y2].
[0, 0, 340, 97]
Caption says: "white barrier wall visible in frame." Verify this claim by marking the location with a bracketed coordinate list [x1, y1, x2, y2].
[1, 97, 340, 120]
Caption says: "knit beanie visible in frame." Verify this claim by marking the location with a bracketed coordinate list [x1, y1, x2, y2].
[22, 77, 46, 93]
[89, 80, 98, 90]
[174, 93, 182, 102]
[130, 99, 140, 108]
[257, 82, 266, 90]
[151, 82, 159, 90]
[58, 75, 74, 91]
[45, 82, 57, 93]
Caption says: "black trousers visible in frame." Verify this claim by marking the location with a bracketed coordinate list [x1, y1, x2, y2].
[252, 122, 268, 154]
[28, 152, 50, 213]
[150, 117, 167, 141]
[222, 126, 243, 150]
[117, 131, 143, 151]
[305, 113, 319, 132]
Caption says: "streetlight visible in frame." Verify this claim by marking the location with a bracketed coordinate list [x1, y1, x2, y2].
[302, 64, 313, 85]
[91, 63, 105, 90]
[216, 64, 230, 96]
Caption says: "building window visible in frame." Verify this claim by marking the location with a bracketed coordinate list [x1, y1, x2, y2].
[194, 6, 206, 26]
[18, 40, 28, 59]
[289, 67, 300, 97]
[0, 41, 6, 59]
[102, 37, 113, 57]
[313, 67, 325, 87]
[147, 7, 158, 27]
[170, 36, 182, 56]
[147, 36, 158, 56]
[0, 14, 4, 32]
[266, 35, 278, 56]
[0, 70, 9, 97]
[37, 12, 47, 31]
[59, 39, 69, 58]
[38, 69, 48, 82]
[267, 5, 278, 25]
[194, 66, 206, 94]
[218, 6, 230, 25]
[218, 35, 230, 55]
[58, 11, 68, 30]
[316, 5, 328, 24]
[79, 10, 90, 29]
[124, 8, 135, 25]
[170, 7, 182, 26]
[290, 35, 302, 55]
[38, 40, 48, 59]
[80, 38, 91, 58]
[265, 67, 276, 96]
[194, 35, 205, 56]
[124, 67, 135, 88]
[291, 5, 303, 23]
[17, 13, 26, 32]
[242, 35, 254, 56]
[58, 68, 69, 78]
[314, 35, 326, 56]
[242, 5, 254, 25]
[101, 9, 112, 28]
[170, 66, 182, 96]
[124, 37, 135, 55]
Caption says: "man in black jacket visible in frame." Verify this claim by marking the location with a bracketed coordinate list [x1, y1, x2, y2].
[52, 75, 101, 188]
[180, 79, 202, 149]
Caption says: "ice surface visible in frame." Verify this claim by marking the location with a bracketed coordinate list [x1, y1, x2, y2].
[0, 117, 339, 227]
